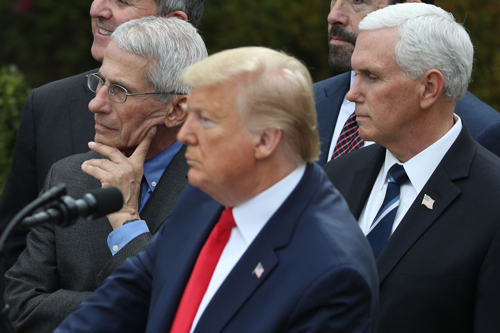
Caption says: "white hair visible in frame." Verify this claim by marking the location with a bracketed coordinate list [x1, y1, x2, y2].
[359, 3, 473, 101]
[112, 17, 208, 102]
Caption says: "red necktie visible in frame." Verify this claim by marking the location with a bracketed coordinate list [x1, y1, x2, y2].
[170, 208, 236, 333]
[332, 112, 364, 159]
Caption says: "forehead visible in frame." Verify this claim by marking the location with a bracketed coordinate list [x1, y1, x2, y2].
[352, 28, 399, 71]
[188, 83, 240, 115]
[101, 42, 150, 84]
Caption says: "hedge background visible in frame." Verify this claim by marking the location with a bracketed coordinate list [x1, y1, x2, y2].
[1, 0, 499, 192]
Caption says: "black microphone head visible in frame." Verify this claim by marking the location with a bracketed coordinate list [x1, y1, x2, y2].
[85, 187, 124, 218]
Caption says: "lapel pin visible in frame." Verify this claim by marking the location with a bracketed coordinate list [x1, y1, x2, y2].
[252, 262, 265, 279]
[421, 194, 435, 210]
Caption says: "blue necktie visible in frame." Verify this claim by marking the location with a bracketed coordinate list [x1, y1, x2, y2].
[367, 164, 409, 258]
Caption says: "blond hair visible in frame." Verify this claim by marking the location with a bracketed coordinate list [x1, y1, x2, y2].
[182, 47, 320, 164]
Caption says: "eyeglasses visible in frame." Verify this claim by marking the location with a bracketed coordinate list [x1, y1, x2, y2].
[86, 73, 177, 104]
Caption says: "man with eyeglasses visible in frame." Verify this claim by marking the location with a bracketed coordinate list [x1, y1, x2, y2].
[0, 0, 207, 272]
[5, 17, 208, 333]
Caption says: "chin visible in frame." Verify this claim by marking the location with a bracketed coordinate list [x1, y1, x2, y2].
[91, 44, 105, 62]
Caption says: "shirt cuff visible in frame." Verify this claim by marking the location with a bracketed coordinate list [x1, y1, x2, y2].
[107, 220, 150, 255]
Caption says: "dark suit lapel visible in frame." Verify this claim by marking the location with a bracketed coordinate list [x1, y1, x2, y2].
[346, 146, 385, 219]
[194, 164, 320, 332]
[150, 192, 224, 330]
[69, 70, 97, 154]
[141, 145, 189, 234]
[316, 73, 351, 166]
[376, 126, 475, 284]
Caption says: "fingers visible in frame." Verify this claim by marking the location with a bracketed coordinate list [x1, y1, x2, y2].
[88, 141, 126, 163]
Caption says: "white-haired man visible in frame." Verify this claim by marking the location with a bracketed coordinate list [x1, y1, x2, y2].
[6, 17, 207, 333]
[0, 0, 207, 271]
[326, 4, 500, 332]
[314, 0, 500, 165]
[55, 46, 379, 332]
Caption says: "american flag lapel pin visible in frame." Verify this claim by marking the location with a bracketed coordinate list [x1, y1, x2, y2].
[421, 194, 435, 210]
[252, 262, 265, 279]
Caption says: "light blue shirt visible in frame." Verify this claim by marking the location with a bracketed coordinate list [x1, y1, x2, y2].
[107, 141, 183, 255]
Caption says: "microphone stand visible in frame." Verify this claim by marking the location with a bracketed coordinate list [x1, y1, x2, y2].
[0, 185, 67, 333]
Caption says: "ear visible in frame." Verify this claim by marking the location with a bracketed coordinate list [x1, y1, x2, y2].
[254, 128, 283, 160]
[165, 10, 188, 22]
[165, 95, 188, 128]
[419, 69, 445, 110]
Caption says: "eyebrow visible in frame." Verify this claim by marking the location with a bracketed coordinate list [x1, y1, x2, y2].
[96, 71, 131, 92]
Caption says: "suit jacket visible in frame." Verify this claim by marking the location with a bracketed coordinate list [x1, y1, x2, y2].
[56, 163, 379, 333]
[314, 72, 500, 165]
[0, 69, 97, 269]
[5, 146, 189, 333]
[325, 126, 500, 332]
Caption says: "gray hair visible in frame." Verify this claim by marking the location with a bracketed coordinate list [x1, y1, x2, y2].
[112, 17, 208, 102]
[359, 3, 473, 101]
[182, 47, 320, 164]
[155, 0, 207, 28]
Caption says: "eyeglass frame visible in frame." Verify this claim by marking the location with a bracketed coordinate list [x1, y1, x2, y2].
[86, 73, 180, 104]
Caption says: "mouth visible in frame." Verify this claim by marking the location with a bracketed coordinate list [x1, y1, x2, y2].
[95, 120, 114, 131]
[329, 37, 352, 46]
[328, 26, 357, 46]
[98, 27, 113, 36]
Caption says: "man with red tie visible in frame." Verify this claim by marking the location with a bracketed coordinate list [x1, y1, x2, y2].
[55, 46, 379, 332]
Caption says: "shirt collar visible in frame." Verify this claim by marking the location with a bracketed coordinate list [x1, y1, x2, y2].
[382, 115, 462, 193]
[143, 141, 183, 192]
[232, 164, 306, 246]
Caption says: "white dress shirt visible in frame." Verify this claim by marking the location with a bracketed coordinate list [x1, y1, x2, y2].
[327, 71, 373, 163]
[358, 116, 462, 236]
[189, 164, 307, 333]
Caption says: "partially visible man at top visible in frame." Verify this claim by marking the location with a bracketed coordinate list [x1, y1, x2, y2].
[6, 16, 208, 333]
[0, 0, 207, 270]
[314, 0, 500, 165]
[54, 46, 379, 333]
[326, 4, 500, 331]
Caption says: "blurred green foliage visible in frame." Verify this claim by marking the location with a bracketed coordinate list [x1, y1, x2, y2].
[0, 65, 30, 194]
[0, 0, 499, 193]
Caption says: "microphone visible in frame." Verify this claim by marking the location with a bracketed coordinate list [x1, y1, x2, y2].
[22, 187, 124, 228]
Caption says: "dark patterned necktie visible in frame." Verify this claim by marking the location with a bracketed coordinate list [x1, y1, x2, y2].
[332, 112, 364, 159]
[367, 164, 409, 258]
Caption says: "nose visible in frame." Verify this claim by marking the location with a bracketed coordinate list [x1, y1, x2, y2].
[90, 0, 111, 19]
[346, 76, 363, 104]
[177, 112, 197, 145]
[328, 0, 349, 28]
[88, 86, 112, 114]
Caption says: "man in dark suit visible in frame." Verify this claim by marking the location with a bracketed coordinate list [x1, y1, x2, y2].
[55, 46, 379, 333]
[314, 0, 500, 166]
[0, 0, 207, 270]
[5, 17, 208, 333]
[325, 4, 500, 332]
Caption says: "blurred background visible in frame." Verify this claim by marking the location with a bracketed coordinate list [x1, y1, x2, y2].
[0, 0, 499, 193]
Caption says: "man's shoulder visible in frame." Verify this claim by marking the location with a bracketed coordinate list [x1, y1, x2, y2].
[313, 72, 351, 102]
[51, 151, 100, 171]
[456, 91, 500, 136]
[32, 68, 98, 98]
[325, 144, 382, 175]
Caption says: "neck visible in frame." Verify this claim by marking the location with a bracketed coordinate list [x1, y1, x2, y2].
[123, 126, 180, 160]
[390, 103, 456, 163]
[217, 155, 299, 207]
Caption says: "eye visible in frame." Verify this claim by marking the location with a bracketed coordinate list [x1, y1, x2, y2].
[196, 112, 215, 127]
